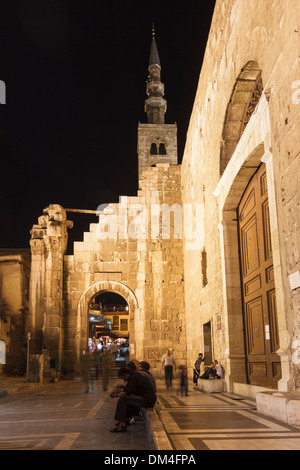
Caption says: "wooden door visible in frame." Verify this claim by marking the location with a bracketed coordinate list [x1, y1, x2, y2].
[238, 164, 281, 388]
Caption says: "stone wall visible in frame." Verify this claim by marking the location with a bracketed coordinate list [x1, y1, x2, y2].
[28, 165, 186, 377]
[26, 0, 300, 392]
[29, 205, 73, 369]
[138, 124, 178, 179]
[181, 0, 300, 391]
[0, 250, 30, 375]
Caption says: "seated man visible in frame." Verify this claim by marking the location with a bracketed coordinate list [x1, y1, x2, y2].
[111, 366, 157, 433]
[140, 360, 156, 393]
[125, 360, 156, 423]
[200, 360, 223, 380]
[214, 360, 224, 379]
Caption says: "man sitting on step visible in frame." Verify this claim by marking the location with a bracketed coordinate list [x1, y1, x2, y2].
[110, 366, 157, 433]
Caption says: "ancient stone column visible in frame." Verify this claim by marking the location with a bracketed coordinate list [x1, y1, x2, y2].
[29, 205, 72, 373]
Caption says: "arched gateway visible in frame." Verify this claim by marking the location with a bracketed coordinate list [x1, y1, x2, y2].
[76, 281, 139, 363]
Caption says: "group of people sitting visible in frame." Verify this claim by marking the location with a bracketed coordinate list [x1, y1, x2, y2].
[193, 353, 224, 384]
[109, 355, 224, 432]
[109, 359, 157, 433]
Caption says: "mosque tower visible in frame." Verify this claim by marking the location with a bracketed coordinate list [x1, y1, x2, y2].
[137, 25, 178, 182]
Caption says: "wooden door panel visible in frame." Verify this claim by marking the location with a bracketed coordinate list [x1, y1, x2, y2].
[249, 362, 267, 379]
[239, 188, 256, 222]
[240, 215, 260, 277]
[260, 171, 268, 196]
[245, 296, 266, 356]
[244, 274, 261, 297]
[238, 164, 281, 388]
[265, 265, 274, 284]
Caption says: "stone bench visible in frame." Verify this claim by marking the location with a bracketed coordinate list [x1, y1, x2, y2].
[256, 391, 300, 427]
[198, 379, 225, 393]
[145, 408, 173, 450]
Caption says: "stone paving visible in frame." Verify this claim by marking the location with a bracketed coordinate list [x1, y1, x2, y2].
[153, 381, 300, 451]
[1, 375, 300, 451]
[0, 377, 151, 450]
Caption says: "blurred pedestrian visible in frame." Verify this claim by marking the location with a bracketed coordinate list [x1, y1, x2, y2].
[93, 348, 101, 380]
[112, 342, 119, 360]
[81, 350, 96, 393]
[100, 347, 113, 391]
[50, 358, 59, 383]
[179, 364, 189, 396]
[161, 349, 176, 389]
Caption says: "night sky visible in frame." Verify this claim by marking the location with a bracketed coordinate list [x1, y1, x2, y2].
[0, 0, 216, 253]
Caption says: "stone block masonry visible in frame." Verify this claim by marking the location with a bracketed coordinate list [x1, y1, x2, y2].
[29, 165, 186, 378]
[138, 124, 178, 180]
[29, 205, 73, 366]
[181, 0, 300, 394]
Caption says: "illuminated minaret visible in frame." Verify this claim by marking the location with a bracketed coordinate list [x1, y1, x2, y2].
[137, 25, 178, 182]
[144, 25, 167, 124]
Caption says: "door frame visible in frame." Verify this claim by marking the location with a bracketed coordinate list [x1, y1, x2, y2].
[237, 163, 281, 388]
[76, 281, 139, 367]
[214, 94, 290, 391]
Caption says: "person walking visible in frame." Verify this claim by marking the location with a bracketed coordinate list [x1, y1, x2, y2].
[161, 349, 176, 389]
[100, 347, 113, 391]
[112, 342, 119, 360]
[179, 364, 189, 396]
[81, 350, 96, 393]
[93, 348, 101, 380]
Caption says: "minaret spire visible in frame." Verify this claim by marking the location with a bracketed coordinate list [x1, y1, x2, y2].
[145, 26, 166, 124]
[137, 25, 178, 180]
[149, 23, 160, 67]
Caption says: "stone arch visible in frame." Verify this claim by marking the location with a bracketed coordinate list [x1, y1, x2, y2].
[76, 281, 139, 362]
[220, 61, 263, 174]
[215, 92, 289, 390]
[223, 143, 265, 212]
[220, 143, 266, 389]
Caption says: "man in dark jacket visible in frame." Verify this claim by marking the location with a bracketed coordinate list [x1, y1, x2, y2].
[110, 366, 157, 432]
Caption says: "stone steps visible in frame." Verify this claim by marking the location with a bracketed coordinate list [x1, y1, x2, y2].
[89, 359, 126, 379]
